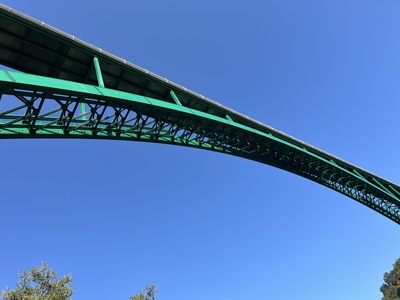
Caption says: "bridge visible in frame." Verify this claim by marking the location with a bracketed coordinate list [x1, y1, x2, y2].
[0, 4, 399, 224]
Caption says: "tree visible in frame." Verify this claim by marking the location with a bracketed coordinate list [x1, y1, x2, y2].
[381, 258, 400, 300]
[0, 262, 73, 300]
[130, 284, 157, 300]
[2, 262, 156, 300]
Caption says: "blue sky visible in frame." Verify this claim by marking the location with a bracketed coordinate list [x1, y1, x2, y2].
[1, 1, 400, 299]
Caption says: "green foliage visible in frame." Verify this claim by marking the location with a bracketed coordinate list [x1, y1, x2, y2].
[0, 262, 73, 300]
[2, 262, 156, 300]
[381, 258, 400, 300]
[130, 284, 157, 300]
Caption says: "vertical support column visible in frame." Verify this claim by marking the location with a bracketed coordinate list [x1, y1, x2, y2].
[93, 57, 105, 88]
[80, 102, 87, 121]
[81, 56, 105, 120]
[170, 90, 182, 106]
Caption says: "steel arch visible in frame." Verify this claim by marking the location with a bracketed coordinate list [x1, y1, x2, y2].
[1, 70, 399, 224]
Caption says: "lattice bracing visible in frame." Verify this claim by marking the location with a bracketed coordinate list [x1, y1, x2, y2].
[0, 70, 399, 224]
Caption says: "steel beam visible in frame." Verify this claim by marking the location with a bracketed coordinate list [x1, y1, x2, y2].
[0, 70, 399, 224]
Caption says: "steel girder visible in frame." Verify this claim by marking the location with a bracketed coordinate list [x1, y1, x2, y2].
[1, 70, 399, 224]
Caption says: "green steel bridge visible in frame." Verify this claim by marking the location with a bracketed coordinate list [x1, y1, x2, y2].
[0, 4, 399, 224]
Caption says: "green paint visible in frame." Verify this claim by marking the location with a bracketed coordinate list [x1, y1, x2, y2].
[0, 70, 399, 224]
[170, 90, 182, 106]
[93, 57, 105, 88]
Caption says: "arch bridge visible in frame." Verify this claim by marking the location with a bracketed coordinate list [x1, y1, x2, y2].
[0, 4, 399, 224]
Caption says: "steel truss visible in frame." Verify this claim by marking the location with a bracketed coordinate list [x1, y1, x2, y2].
[1, 70, 399, 224]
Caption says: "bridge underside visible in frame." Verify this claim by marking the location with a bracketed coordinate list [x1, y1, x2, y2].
[0, 4, 399, 224]
[1, 70, 399, 224]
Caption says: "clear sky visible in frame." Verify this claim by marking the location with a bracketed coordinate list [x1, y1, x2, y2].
[1, 1, 400, 299]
